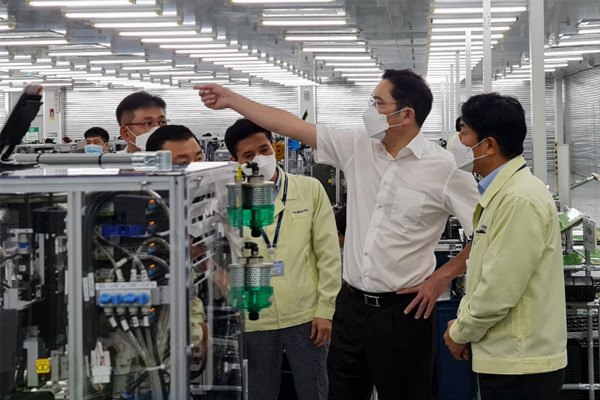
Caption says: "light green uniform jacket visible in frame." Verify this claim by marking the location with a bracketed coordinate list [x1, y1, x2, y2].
[449, 155, 567, 375]
[245, 169, 342, 332]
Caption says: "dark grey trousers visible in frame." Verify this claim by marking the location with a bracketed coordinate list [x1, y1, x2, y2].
[244, 321, 329, 400]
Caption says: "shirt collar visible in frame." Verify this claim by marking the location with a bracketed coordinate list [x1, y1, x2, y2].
[479, 155, 527, 208]
[477, 161, 508, 195]
[375, 131, 426, 160]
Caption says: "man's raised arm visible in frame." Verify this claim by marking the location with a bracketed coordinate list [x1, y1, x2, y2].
[195, 83, 317, 149]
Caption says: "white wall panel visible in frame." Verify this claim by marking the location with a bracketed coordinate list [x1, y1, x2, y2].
[62, 85, 298, 140]
[564, 66, 600, 177]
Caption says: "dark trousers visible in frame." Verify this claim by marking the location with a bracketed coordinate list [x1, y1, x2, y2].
[245, 322, 328, 400]
[327, 284, 436, 400]
[478, 368, 566, 400]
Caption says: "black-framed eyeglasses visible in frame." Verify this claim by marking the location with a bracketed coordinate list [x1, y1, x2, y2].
[126, 119, 169, 131]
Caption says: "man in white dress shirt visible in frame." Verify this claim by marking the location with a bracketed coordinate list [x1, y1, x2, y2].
[195, 69, 479, 400]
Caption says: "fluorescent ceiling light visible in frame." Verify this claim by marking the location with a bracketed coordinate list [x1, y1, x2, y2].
[232, 0, 335, 3]
[203, 57, 260, 62]
[429, 40, 498, 50]
[182, 49, 242, 55]
[48, 50, 114, 56]
[334, 67, 381, 72]
[119, 30, 200, 37]
[220, 61, 267, 69]
[429, 50, 484, 55]
[430, 34, 504, 40]
[315, 55, 373, 60]
[323, 62, 378, 67]
[284, 34, 358, 41]
[286, 28, 358, 34]
[545, 48, 600, 56]
[557, 39, 600, 47]
[431, 26, 510, 32]
[431, 17, 517, 24]
[0, 39, 69, 46]
[149, 70, 197, 76]
[28, 0, 135, 6]
[432, 6, 526, 14]
[195, 53, 253, 59]
[142, 37, 217, 43]
[159, 43, 229, 49]
[262, 8, 346, 17]
[65, 11, 161, 19]
[302, 47, 367, 53]
[0, 62, 34, 67]
[340, 73, 381, 77]
[93, 21, 182, 28]
[430, 46, 485, 51]
[577, 28, 600, 35]
[260, 19, 349, 27]
[544, 56, 582, 62]
[89, 58, 146, 64]
[348, 78, 380, 82]
[17, 65, 55, 70]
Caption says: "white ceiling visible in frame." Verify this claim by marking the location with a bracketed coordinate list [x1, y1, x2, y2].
[0, 0, 599, 90]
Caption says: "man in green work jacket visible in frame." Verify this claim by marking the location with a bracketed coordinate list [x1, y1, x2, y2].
[444, 93, 567, 399]
[225, 118, 341, 400]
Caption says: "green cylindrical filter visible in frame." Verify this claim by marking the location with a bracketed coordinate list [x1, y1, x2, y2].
[242, 176, 274, 236]
[226, 182, 243, 227]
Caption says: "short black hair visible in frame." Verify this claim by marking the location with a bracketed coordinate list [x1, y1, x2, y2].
[455, 117, 462, 133]
[381, 69, 433, 127]
[224, 118, 273, 158]
[145, 125, 200, 151]
[84, 127, 109, 144]
[116, 91, 166, 125]
[460, 93, 526, 159]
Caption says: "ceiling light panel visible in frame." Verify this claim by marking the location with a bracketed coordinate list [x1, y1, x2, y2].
[262, 8, 346, 17]
[431, 17, 518, 25]
[232, 0, 336, 3]
[28, 0, 137, 6]
[432, 6, 527, 14]
[284, 34, 359, 41]
[261, 19, 349, 27]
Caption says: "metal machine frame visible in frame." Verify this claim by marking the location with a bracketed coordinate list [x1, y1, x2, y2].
[0, 161, 238, 399]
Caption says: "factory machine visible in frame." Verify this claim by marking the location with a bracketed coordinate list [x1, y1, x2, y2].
[0, 158, 278, 400]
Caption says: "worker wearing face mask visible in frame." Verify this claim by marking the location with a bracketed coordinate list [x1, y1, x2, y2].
[84, 127, 110, 154]
[115, 91, 169, 153]
[224, 118, 341, 400]
[196, 69, 480, 400]
[444, 94, 567, 400]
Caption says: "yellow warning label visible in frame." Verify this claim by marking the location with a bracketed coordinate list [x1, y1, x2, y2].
[35, 359, 50, 374]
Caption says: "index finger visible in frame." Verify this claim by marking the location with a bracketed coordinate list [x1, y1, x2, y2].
[403, 294, 422, 315]
[396, 285, 419, 295]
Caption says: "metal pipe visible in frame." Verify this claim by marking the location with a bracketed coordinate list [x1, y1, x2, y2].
[11, 151, 172, 171]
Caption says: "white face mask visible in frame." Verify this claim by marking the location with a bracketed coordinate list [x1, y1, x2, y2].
[127, 126, 159, 152]
[450, 138, 488, 173]
[361, 106, 407, 140]
[446, 132, 460, 152]
[244, 153, 277, 180]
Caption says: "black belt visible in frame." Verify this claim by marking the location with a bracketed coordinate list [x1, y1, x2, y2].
[344, 282, 416, 308]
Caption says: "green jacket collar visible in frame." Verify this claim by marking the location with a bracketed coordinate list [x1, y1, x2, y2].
[479, 155, 527, 209]
[273, 167, 298, 215]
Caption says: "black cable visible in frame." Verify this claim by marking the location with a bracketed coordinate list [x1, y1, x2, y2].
[120, 371, 149, 399]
